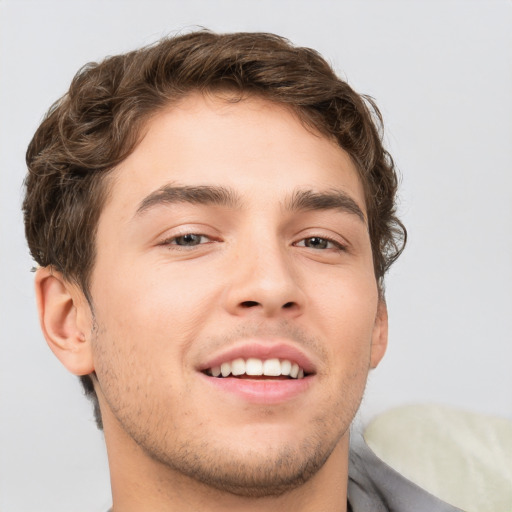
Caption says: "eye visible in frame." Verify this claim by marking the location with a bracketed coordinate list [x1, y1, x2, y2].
[295, 236, 345, 251]
[164, 233, 211, 247]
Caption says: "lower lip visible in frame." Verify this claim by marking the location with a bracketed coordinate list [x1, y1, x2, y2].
[199, 373, 313, 404]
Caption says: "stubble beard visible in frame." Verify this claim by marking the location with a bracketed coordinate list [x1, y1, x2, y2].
[93, 321, 366, 499]
[131, 410, 350, 498]
[100, 372, 357, 499]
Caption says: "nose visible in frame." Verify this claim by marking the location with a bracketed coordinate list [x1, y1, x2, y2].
[223, 236, 306, 319]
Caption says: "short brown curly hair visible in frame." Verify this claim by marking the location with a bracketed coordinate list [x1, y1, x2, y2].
[23, 30, 406, 428]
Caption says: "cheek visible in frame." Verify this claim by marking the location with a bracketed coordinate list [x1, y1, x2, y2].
[313, 265, 378, 328]
[93, 257, 218, 329]
[310, 269, 378, 362]
[89, 260, 222, 385]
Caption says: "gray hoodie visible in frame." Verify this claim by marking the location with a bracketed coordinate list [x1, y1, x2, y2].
[348, 433, 463, 512]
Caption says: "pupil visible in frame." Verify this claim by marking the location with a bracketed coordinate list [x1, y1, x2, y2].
[307, 237, 327, 249]
[177, 234, 200, 246]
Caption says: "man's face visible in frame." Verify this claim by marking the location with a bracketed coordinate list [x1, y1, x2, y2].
[86, 93, 386, 496]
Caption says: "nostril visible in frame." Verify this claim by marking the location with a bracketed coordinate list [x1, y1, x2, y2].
[240, 301, 260, 308]
[283, 302, 295, 309]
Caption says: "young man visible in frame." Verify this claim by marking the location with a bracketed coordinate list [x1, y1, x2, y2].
[23, 31, 458, 511]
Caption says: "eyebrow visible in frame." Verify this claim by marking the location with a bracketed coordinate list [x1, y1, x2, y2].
[286, 189, 366, 223]
[135, 184, 241, 216]
[134, 184, 365, 223]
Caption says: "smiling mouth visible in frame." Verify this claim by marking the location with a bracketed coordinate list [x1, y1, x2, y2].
[203, 357, 308, 380]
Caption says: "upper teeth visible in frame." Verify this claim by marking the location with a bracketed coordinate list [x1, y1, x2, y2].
[209, 358, 305, 379]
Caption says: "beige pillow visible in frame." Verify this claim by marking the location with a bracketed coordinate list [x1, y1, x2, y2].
[364, 404, 512, 512]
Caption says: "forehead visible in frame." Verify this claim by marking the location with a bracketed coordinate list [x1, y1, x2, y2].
[102, 93, 366, 218]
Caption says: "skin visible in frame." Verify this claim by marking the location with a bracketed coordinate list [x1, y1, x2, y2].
[36, 93, 388, 512]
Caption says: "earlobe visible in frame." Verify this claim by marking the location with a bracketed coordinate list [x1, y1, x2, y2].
[370, 300, 388, 369]
[35, 267, 95, 376]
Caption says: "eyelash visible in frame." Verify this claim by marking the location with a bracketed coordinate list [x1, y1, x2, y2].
[159, 233, 213, 248]
[294, 236, 347, 252]
[159, 233, 346, 252]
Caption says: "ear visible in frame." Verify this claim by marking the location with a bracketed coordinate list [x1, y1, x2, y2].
[35, 267, 95, 376]
[370, 300, 388, 369]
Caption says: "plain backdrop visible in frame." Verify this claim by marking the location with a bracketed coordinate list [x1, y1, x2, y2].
[1, 1, 511, 510]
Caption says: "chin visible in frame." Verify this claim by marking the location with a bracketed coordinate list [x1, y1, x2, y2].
[167, 439, 336, 497]
[144, 417, 346, 498]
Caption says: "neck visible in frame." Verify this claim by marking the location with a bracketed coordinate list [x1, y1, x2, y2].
[102, 412, 349, 512]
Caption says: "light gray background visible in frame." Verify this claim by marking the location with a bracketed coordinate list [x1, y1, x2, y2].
[1, 1, 511, 510]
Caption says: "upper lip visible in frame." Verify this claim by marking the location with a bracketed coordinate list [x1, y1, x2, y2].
[198, 340, 317, 375]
